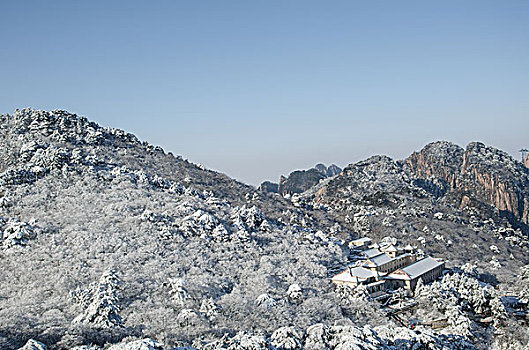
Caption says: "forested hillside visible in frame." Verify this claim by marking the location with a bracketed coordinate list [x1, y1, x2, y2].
[1, 109, 528, 350]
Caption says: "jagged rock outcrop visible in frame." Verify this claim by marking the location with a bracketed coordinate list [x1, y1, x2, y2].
[406, 141, 529, 225]
[296, 142, 529, 272]
[524, 154, 529, 169]
[314, 163, 341, 177]
[405, 141, 464, 195]
[278, 168, 326, 195]
[260, 164, 342, 196]
[258, 181, 278, 194]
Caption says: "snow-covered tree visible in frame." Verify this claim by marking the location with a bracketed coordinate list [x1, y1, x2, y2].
[445, 305, 472, 337]
[287, 284, 303, 304]
[1, 218, 35, 249]
[73, 269, 123, 328]
[177, 309, 201, 327]
[169, 278, 191, 306]
[270, 326, 303, 350]
[304, 323, 330, 350]
[255, 293, 276, 310]
[490, 295, 507, 328]
[199, 297, 221, 320]
[228, 332, 268, 350]
[107, 338, 163, 350]
[517, 264, 529, 303]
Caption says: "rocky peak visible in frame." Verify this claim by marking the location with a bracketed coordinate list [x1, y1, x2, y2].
[405, 141, 464, 191]
[278, 168, 325, 195]
[524, 154, 529, 169]
[406, 141, 529, 225]
[458, 142, 529, 225]
[314, 163, 342, 177]
[6, 108, 144, 150]
[314, 163, 328, 175]
[257, 181, 278, 194]
[259, 163, 342, 196]
[310, 155, 417, 206]
[327, 164, 342, 176]
[346, 155, 401, 177]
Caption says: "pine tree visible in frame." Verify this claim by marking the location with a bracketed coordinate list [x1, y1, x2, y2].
[73, 269, 123, 328]
[169, 278, 191, 306]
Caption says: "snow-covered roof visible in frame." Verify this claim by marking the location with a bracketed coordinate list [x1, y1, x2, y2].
[364, 252, 412, 268]
[331, 267, 378, 283]
[384, 245, 398, 252]
[364, 253, 393, 267]
[387, 257, 444, 280]
[362, 248, 383, 259]
[351, 237, 372, 245]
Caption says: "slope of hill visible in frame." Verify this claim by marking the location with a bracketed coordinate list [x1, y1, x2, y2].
[0, 109, 349, 348]
[1, 110, 528, 349]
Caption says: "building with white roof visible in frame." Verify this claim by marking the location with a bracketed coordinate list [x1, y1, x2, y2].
[331, 266, 387, 297]
[331, 266, 381, 286]
[385, 257, 445, 290]
[382, 244, 401, 258]
[363, 252, 416, 274]
[349, 237, 372, 249]
[332, 239, 444, 297]
[362, 248, 384, 259]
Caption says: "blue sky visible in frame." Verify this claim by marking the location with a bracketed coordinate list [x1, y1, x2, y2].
[1, 1, 528, 185]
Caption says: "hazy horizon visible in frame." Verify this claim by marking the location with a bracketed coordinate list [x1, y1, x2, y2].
[1, 1, 528, 185]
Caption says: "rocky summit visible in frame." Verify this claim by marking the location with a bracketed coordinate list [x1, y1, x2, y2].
[260, 163, 342, 196]
[406, 141, 529, 226]
[1, 109, 529, 350]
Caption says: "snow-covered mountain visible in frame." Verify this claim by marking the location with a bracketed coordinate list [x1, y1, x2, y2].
[1, 109, 528, 350]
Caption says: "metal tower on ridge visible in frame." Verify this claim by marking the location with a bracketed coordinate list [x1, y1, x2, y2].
[520, 149, 529, 161]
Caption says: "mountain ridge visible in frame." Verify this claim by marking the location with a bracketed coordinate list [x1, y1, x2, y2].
[1, 109, 529, 349]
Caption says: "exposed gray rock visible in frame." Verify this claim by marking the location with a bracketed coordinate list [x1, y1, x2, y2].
[258, 181, 278, 194]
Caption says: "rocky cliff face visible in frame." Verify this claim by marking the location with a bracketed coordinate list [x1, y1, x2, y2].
[278, 168, 326, 195]
[405, 141, 464, 194]
[260, 164, 342, 196]
[524, 154, 529, 169]
[405, 141, 529, 225]
[258, 180, 278, 194]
